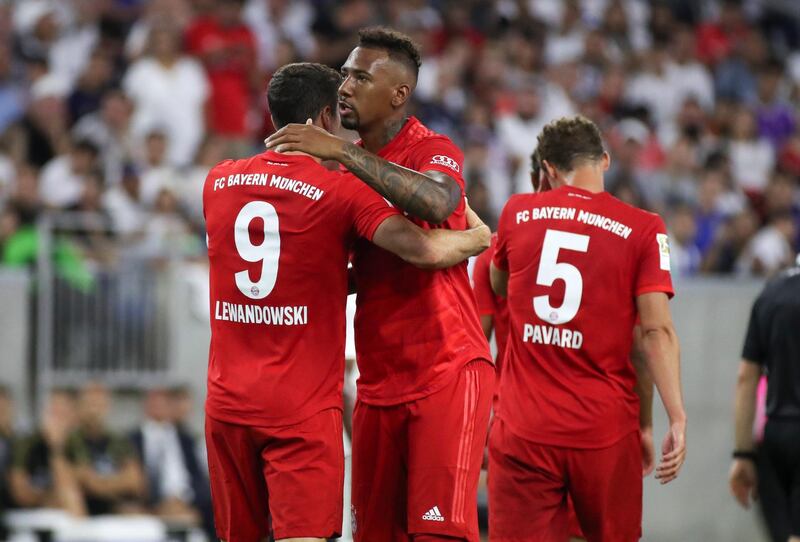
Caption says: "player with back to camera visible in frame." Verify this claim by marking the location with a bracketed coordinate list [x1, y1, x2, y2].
[203, 62, 490, 542]
[488, 116, 686, 542]
[474, 150, 657, 542]
[266, 27, 494, 542]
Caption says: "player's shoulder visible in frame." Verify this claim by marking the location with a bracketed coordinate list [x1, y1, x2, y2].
[603, 192, 665, 229]
[406, 117, 461, 149]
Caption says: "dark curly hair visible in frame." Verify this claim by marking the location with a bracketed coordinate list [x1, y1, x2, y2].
[536, 116, 605, 173]
[358, 26, 421, 78]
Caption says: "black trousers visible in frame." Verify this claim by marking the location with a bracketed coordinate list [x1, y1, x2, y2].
[757, 419, 800, 541]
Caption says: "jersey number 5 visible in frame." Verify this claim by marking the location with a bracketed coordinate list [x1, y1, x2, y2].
[533, 229, 589, 325]
[234, 201, 280, 300]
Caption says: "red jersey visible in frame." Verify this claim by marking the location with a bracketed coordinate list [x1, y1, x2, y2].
[493, 186, 674, 448]
[185, 17, 256, 135]
[352, 116, 491, 405]
[472, 234, 510, 371]
[204, 151, 399, 426]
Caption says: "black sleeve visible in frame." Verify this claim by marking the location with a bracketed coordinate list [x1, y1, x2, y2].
[741, 296, 765, 364]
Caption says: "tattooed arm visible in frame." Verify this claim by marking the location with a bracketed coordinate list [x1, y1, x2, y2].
[264, 123, 462, 224]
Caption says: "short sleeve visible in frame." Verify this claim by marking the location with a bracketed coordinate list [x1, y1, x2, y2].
[410, 138, 466, 189]
[635, 216, 675, 298]
[473, 243, 497, 316]
[741, 297, 765, 364]
[493, 203, 512, 272]
[341, 176, 402, 241]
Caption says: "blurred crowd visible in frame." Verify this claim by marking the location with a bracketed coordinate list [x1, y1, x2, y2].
[0, 0, 799, 279]
[0, 382, 214, 538]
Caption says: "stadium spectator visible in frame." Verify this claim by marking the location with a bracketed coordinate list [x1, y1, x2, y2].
[137, 130, 178, 207]
[185, 0, 257, 158]
[72, 88, 135, 187]
[703, 208, 760, 274]
[180, 135, 227, 230]
[737, 211, 797, 277]
[102, 163, 147, 238]
[754, 59, 796, 150]
[668, 204, 702, 277]
[67, 49, 114, 124]
[8, 68, 70, 168]
[38, 137, 100, 209]
[123, 24, 209, 167]
[130, 388, 201, 525]
[728, 106, 775, 196]
[8, 389, 85, 516]
[0, 41, 26, 136]
[66, 382, 146, 515]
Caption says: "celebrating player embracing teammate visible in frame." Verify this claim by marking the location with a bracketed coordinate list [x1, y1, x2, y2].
[266, 28, 494, 542]
[488, 116, 687, 542]
[203, 62, 490, 542]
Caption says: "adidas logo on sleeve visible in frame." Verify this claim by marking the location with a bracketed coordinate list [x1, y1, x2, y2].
[422, 506, 445, 522]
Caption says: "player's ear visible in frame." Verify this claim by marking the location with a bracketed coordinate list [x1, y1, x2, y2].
[391, 83, 411, 108]
[319, 105, 337, 133]
[602, 151, 611, 171]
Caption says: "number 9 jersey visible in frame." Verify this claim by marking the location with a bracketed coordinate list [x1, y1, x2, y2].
[203, 151, 400, 427]
[492, 185, 674, 448]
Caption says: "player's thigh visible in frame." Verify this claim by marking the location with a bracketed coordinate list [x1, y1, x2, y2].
[407, 360, 495, 542]
[351, 399, 409, 542]
[263, 408, 344, 541]
[487, 418, 569, 542]
[566, 431, 642, 542]
[205, 415, 270, 542]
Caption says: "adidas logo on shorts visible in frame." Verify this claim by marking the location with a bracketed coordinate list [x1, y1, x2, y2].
[422, 506, 445, 522]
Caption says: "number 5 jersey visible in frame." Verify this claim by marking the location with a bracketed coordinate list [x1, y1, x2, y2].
[492, 185, 674, 448]
[203, 151, 399, 426]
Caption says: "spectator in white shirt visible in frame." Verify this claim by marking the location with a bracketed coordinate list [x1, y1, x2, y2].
[729, 106, 776, 195]
[38, 138, 99, 209]
[737, 212, 797, 276]
[73, 89, 136, 186]
[123, 24, 209, 168]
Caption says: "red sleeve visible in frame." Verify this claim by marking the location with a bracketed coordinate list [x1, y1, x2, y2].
[409, 137, 466, 190]
[635, 215, 675, 299]
[341, 175, 402, 241]
[492, 202, 512, 272]
[472, 241, 497, 316]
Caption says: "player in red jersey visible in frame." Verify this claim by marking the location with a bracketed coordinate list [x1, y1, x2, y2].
[488, 117, 686, 542]
[204, 63, 490, 542]
[265, 28, 494, 542]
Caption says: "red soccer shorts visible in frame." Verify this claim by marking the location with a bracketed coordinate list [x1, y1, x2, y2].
[350, 359, 495, 542]
[205, 408, 344, 541]
[488, 418, 642, 542]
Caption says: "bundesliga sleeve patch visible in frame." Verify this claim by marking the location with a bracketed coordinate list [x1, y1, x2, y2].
[656, 233, 671, 272]
[430, 155, 460, 172]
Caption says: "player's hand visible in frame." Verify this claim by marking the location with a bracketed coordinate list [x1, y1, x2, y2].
[641, 426, 655, 477]
[264, 119, 345, 160]
[728, 458, 758, 509]
[465, 199, 487, 230]
[655, 419, 686, 484]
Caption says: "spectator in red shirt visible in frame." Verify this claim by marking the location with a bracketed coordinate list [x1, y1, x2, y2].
[185, 0, 257, 158]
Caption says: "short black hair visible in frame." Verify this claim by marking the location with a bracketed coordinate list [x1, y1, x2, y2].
[268, 62, 342, 129]
[537, 116, 605, 173]
[357, 26, 421, 78]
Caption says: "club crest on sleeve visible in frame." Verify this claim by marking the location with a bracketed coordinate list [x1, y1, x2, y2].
[656, 233, 671, 271]
[430, 155, 460, 172]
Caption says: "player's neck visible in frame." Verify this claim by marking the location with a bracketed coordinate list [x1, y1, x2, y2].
[568, 177, 605, 193]
[562, 164, 605, 193]
[277, 150, 322, 163]
[359, 116, 407, 153]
